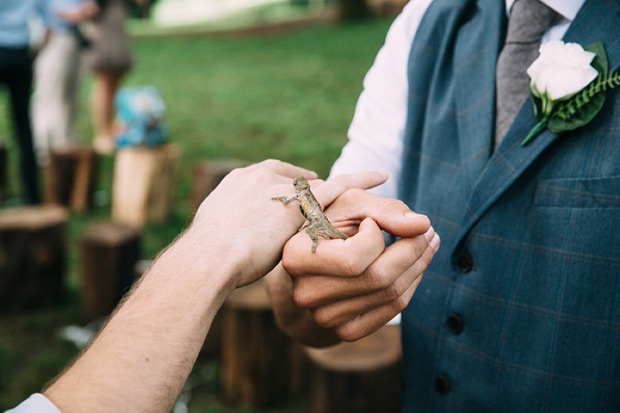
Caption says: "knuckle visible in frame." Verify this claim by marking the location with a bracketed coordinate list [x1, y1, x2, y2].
[412, 247, 434, 274]
[383, 279, 404, 301]
[395, 294, 410, 311]
[393, 294, 412, 313]
[340, 254, 367, 277]
[410, 260, 430, 279]
[281, 255, 303, 276]
[420, 251, 434, 269]
[291, 282, 316, 309]
[311, 308, 334, 328]
[335, 326, 362, 343]
[408, 235, 428, 258]
[335, 322, 378, 343]
[363, 266, 391, 290]
[252, 166, 272, 180]
[377, 197, 406, 212]
[393, 285, 416, 312]
[226, 167, 244, 180]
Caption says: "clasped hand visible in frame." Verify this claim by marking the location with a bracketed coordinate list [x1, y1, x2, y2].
[268, 186, 440, 344]
[189, 159, 439, 344]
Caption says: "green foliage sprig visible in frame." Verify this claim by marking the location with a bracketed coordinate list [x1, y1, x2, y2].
[555, 71, 620, 120]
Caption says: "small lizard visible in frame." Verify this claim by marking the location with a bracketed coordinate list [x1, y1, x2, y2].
[272, 177, 347, 253]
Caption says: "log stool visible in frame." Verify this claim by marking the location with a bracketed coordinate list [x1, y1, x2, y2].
[0, 143, 7, 202]
[112, 144, 180, 227]
[304, 324, 402, 413]
[219, 280, 306, 408]
[0, 206, 68, 313]
[43, 146, 98, 212]
[190, 159, 246, 212]
[199, 309, 223, 357]
[79, 221, 140, 321]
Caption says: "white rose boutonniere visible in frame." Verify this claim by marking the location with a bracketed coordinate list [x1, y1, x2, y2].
[521, 40, 620, 146]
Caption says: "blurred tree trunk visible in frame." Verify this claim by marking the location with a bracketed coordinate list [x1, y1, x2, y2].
[338, 0, 370, 20]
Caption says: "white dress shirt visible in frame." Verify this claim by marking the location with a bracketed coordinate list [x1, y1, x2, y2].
[4, 393, 60, 413]
[330, 0, 586, 199]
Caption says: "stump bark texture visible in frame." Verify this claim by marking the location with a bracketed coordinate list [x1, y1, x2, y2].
[43, 146, 98, 212]
[112, 144, 179, 226]
[304, 324, 402, 413]
[219, 280, 306, 408]
[0, 143, 7, 201]
[0, 206, 68, 313]
[79, 221, 140, 321]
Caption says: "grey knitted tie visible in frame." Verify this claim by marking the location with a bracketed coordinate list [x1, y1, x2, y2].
[494, 0, 561, 145]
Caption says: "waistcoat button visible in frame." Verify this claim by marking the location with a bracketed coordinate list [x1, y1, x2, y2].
[434, 375, 450, 394]
[455, 253, 473, 273]
[446, 313, 464, 334]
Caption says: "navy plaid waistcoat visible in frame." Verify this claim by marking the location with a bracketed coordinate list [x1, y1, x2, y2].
[399, 0, 620, 411]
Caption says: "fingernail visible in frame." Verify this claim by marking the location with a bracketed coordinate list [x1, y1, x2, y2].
[424, 226, 434, 241]
[424, 227, 440, 251]
[404, 211, 420, 220]
[430, 233, 440, 251]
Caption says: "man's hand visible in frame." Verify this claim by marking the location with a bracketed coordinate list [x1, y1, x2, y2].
[185, 160, 389, 288]
[267, 189, 439, 344]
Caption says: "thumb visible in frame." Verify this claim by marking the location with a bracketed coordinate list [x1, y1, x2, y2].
[372, 198, 430, 238]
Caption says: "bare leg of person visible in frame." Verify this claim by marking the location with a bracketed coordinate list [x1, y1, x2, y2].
[91, 70, 123, 154]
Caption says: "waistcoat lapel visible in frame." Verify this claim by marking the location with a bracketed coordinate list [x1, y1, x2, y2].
[454, 0, 620, 250]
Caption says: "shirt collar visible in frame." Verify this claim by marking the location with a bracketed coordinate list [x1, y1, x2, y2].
[505, 0, 586, 21]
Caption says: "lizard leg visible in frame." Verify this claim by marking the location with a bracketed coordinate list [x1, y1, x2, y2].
[272, 195, 297, 205]
[305, 222, 321, 253]
[315, 223, 348, 241]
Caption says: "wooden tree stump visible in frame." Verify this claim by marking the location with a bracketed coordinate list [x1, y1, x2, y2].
[43, 146, 98, 212]
[0, 206, 68, 313]
[338, 0, 370, 20]
[366, 0, 407, 15]
[79, 221, 140, 321]
[200, 307, 223, 357]
[112, 144, 180, 227]
[190, 159, 246, 212]
[0, 143, 7, 202]
[219, 280, 306, 408]
[304, 325, 402, 413]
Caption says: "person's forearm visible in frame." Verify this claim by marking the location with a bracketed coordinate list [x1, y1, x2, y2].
[43, 229, 238, 412]
[265, 265, 341, 348]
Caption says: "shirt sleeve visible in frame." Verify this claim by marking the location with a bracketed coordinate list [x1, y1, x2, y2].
[328, 0, 433, 199]
[4, 394, 61, 413]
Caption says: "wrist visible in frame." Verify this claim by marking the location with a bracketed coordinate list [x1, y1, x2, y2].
[158, 229, 239, 302]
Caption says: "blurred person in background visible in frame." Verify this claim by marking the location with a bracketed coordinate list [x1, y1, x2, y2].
[31, 0, 98, 165]
[0, 0, 46, 204]
[84, 0, 135, 154]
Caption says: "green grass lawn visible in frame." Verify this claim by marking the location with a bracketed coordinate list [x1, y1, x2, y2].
[0, 16, 393, 411]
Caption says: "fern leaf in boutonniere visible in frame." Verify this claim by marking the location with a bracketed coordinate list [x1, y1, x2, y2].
[521, 41, 619, 146]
